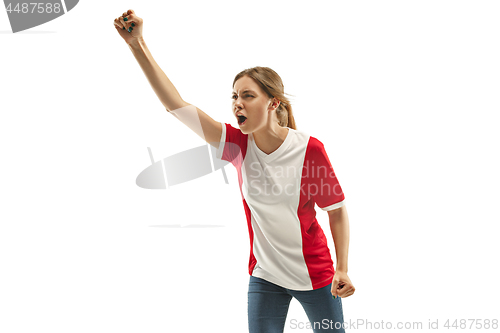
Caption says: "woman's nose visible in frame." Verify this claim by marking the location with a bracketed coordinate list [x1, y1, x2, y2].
[234, 98, 243, 108]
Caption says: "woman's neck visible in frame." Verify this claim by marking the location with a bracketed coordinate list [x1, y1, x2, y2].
[252, 125, 289, 155]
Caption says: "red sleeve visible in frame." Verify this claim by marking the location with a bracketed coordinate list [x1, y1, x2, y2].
[304, 136, 345, 211]
[214, 122, 248, 167]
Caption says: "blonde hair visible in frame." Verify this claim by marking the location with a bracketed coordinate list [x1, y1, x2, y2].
[233, 66, 297, 130]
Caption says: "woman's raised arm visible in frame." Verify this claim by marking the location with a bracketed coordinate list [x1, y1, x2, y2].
[114, 9, 223, 148]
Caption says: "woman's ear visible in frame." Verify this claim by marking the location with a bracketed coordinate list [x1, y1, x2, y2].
[269, 98, 280, 110]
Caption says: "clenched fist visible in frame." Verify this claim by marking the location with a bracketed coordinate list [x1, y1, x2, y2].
[114, 9, 144, 45]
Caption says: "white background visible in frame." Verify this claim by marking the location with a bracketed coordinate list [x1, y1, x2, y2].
[1, 1, 499, 332]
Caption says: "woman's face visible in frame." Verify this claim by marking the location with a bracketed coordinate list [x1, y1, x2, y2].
[232, 76, 277, 134]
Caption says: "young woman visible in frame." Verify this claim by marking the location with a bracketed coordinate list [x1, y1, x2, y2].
[114, 9, 355, 333]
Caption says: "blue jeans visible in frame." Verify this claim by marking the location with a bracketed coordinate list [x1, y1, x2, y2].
[248, 275, 345, 333]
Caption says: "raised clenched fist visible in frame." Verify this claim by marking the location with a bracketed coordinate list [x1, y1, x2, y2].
[114, 9, 144, 45]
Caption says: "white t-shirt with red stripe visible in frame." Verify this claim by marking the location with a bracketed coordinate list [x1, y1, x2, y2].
[215, 122, 345, 291]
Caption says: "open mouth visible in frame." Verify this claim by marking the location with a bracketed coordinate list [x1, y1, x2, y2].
[237, 115, 247, 125]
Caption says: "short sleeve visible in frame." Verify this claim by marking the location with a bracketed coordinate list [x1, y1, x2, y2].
[304, 137, 345, 211]
[215, 122, 248, 167]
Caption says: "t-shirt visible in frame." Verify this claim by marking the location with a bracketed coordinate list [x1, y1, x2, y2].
[215, 122, 345, 291]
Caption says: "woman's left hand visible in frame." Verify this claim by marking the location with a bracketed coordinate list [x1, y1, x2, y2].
[331, 270, 355, 298]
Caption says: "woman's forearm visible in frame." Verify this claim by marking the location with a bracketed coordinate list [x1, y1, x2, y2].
[329, 205, 350, 272]
[127, 38, 186, 111]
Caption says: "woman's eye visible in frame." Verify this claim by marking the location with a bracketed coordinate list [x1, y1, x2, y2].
[232, 95, 253, 99]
